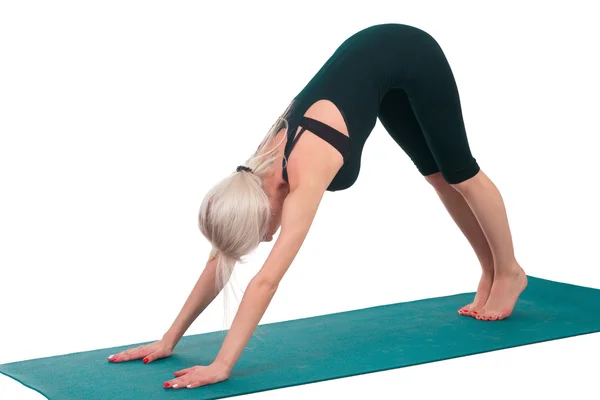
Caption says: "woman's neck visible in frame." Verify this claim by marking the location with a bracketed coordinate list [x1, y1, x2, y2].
[262, 131, 290, 202]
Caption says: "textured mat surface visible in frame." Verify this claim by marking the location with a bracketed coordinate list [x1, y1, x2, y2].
[2, 276, 600, 399]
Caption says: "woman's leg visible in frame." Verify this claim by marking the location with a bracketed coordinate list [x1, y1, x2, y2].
[450, 170, 527, 320]
[377, 89, 511, 319]
[405, 33, 526, 320]
[424, 172, 494, 316]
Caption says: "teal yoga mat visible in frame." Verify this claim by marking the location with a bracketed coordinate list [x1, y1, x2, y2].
[2, 276, 600, 399]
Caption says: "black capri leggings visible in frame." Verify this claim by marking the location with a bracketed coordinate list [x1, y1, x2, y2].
[377, 40, 480, 184]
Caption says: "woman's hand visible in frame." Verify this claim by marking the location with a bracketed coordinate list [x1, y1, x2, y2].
[163, 361, 231, 389]
[107, 339, 174, 364]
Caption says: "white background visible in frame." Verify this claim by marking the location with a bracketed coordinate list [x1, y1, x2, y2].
[1, 1, 599, 399]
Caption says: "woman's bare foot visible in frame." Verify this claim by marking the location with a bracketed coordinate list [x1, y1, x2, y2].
[458, 273, 493, 317]
[475, 263, 527, 321]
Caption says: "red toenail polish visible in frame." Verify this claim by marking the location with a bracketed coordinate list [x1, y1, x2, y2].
[143, 357, 149, 363]
[164, 382, 171, 388]
[472, 311, 477, 314]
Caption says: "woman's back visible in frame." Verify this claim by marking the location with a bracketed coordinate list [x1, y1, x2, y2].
[283, 23, 444, 191]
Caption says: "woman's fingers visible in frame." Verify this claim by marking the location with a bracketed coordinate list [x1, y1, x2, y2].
[107, 340, 174, 364]
[108, 345, 147, 362]
[174, 366, 197, 376]
[143, 349, 169, 364]
[164, 375, 195, 389]
[108, 343, 173, 363]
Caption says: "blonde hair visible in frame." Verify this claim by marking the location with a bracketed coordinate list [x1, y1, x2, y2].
[198, 99, 295, 327]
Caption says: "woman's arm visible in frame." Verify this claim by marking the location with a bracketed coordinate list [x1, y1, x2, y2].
[162, 249, 224, 349]
[212, 181, 325, 372]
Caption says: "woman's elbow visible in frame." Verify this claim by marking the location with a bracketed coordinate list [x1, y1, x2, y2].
[251, 275, 280, 293]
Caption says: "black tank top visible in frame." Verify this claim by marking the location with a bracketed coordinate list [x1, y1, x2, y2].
[281, 23, 436, 191]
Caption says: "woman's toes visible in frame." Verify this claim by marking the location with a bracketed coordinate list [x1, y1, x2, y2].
[497, 310, 512, 320]
[458, 304, 472, 316]
[479, 311, 508, 321]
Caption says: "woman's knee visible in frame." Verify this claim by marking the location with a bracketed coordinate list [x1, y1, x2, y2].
[425, 163, 482, 192]
[438, 162, 481, 192]
[449, 169, 482, 194]
[424, 172, 451, 191]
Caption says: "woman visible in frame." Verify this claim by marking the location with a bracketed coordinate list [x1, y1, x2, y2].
[107, 23, 527, 389]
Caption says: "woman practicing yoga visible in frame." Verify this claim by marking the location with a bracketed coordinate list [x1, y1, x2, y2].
[108, 23, 527, 389]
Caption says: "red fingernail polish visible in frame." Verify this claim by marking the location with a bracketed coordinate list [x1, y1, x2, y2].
[164, 382, 171, 388]
[143, 357, 149, 363]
